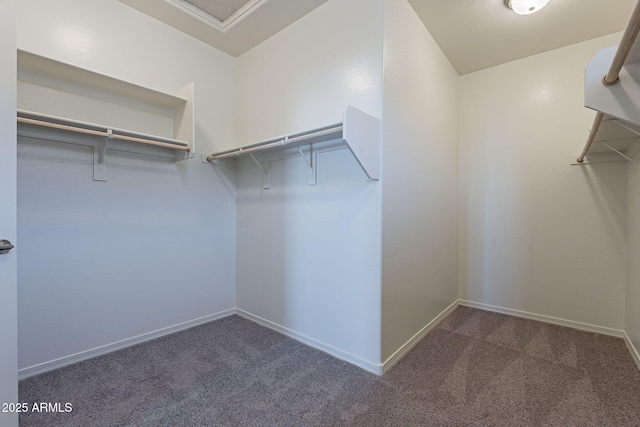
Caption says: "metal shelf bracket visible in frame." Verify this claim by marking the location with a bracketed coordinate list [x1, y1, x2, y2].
[249, 152, 270, 189]
[296, 145, 316, 185]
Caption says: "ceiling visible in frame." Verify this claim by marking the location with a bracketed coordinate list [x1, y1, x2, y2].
[120, 0, 637, 75]
[119, 0, 329, 57]
[409, 0, 637, 75]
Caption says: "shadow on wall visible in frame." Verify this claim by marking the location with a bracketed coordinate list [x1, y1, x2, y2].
[578, 162, 626, 258]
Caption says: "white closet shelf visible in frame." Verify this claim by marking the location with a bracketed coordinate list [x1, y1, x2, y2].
[17, 50, 188, 108]
[578, 0, 640, 164]
[17, 50, 195, 181]
[206, 106, 380, 187]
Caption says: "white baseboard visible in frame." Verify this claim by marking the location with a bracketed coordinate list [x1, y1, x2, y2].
[18, 309, 236, 380]
[236, 309, 384, 375]
[623, 331, 640, 371]
[458, 300, 625, 338]
[382, 300, 460, 374]
[19, 301, 640, 381]
[459, 301, 640, 372]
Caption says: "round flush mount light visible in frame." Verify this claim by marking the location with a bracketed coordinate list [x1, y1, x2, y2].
[504, 0, 550, 15]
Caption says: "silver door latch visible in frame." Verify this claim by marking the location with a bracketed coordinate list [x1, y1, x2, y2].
[0, 240, 14, 254]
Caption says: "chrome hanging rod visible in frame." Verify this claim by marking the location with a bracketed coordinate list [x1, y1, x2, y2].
[17, 116, 190, 152]
[206, 125, 343, 162]
[603, 0, 640, 86]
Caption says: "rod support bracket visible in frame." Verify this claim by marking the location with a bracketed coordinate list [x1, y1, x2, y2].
[93, 138, 108, 182]
[296, 145, 316, 185]
[249, 153, 270, 189]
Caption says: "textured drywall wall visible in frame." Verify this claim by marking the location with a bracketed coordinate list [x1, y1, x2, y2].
[459, 33, 627, 329]
[626, 148, 640, 358]
[236, 0, 382, 146]
[2, 0, 238, 369]
[235, 149, 381, 368]
[235, 0, 383, 366]
[380, 0, 460, 361]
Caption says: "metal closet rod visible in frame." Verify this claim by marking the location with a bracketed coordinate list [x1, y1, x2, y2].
[603, 0, 640, 86]
[206, 125, 344, 162]
[17, 116, 191, 152]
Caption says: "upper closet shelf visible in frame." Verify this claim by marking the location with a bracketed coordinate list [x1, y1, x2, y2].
[16, 50, 195, 180]
[573, 113, 640, 165]
[577, 0, 640, 164]
[206, 106, 380, 188]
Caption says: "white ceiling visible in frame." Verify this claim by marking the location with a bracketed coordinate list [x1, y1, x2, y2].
[408, 0, 637, 75]
[120, 0, 637, 75]
[119, 0, 329, 57]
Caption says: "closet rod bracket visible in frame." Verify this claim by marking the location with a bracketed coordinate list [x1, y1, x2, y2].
[97, 130, 113, 165]
[249, 153, 271, 189]
[296, 145, 317, 185]
[94, 139, 108, 182]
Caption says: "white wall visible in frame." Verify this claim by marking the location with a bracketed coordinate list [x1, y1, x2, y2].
[380, 0, 459, 362]
[2, 0, 238, 370]
[236, 0, 382, 145]
[459, 33, 627, 330]
[627, 151, 640, 359]
[235, 0, 383, 369]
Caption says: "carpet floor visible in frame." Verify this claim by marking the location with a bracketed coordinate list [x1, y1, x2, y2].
[18, 306, 640, 426]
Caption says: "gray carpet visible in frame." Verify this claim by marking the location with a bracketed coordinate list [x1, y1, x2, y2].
[18, 306, 640, 426]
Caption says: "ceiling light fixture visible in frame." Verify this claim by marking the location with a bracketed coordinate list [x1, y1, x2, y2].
[504, 0, 550, 15]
